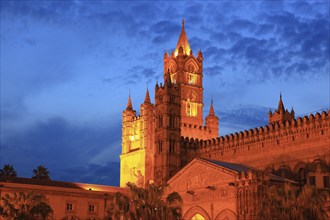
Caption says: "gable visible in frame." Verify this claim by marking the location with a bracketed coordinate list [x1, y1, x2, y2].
[167, 158, 238, 193]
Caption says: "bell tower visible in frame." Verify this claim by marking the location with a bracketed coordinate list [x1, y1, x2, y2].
[164, 19, 204, 132]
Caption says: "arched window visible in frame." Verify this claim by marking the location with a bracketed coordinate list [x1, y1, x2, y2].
[245, 189, 249, 214]
[239, 189, 244, 214]
[186, 100, 191, 116]
[186, 98, 197, 117]
[191, 214, 205, 220]
[158, 140, 163, 153]
[158, 115, 163, 128]
[169, 139, 175, 154]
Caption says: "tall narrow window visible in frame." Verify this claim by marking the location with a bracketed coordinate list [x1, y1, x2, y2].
[324, 176, 329, 188]
[158, 116, 163, 128]
[245, 189, 249, 214]
[238, 190, 244, 214]
[169, 139, 175, 154]
[186, 101, 191, 116]
[309, 176, 316, 185]
[158, 141, 162, 153]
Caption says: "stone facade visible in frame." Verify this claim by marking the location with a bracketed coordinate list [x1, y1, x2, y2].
[120, 20, 330, 219]
[0, 177, 126, 219]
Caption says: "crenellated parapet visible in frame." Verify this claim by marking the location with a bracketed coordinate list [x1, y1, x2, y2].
[180, 122, 218, 140]
[180, 110, 330, 168]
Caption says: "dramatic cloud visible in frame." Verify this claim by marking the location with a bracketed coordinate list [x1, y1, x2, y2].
[216, 105, 270, 135]
[1, 116, 121, 184]
[1, 0, 328, 185]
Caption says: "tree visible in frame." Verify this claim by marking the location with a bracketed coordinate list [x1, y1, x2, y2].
[124, 182, 183, 220]
[166, 191, 183, 220]
[0, 164, 17, 178]
[257, 183, 328, 220]
[32, 165, 50, 180]
[0, 191, 53, 220]
[106, 191, 131, 220]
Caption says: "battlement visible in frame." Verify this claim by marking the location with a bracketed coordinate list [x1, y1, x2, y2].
[180, 122, 218, 140]
[155, 82, 181, 92]
[180, 110, 329, 153]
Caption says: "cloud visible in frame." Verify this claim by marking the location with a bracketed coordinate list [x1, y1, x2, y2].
[216, 105, 270, 135]
[1, 116, 122, 184]
[55, 162, 120, 186]
[204, 65, 224, 77]
[150, 20, 180, 44]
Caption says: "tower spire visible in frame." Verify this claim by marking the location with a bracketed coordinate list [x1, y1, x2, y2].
[144, 88, 151, 104]
[126, 93, 133, 110]
[209, 99, 215, 116]
[277, 93, 285, 112]
[175, 19, 191, 55]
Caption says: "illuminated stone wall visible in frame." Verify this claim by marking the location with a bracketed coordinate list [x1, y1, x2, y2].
[0, 179, 126, 220]
[182, 110, 330, 172]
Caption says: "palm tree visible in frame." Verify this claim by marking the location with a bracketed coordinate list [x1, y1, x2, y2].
[0, 191, 53, 220]
[0, 164, 17, 178]
[297, 184, 328, 220]
[257, 183, 328, 220]
[32, 165, 51, 180]
[106, 191, 131, 220]
[166, 192, 183, 220]
[126, 182, 182, 220]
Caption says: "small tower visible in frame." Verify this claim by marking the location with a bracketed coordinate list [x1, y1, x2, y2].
[122, 94, 136, 153]
[140, 89, 155, 184]
[205, 100, 219, 138]
[268, 94, 295, 125]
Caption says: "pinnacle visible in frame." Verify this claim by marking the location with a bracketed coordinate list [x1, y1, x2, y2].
[126, 94, 133, 110]
[209, 100, 215, 116]
[175, 19, 191, 55]
[277, 93, 285, 112]
[144, 88, 151, 104]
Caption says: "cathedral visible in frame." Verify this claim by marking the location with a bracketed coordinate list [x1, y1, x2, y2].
[1, 20, 329, 220]
[120, 20, 330, 219]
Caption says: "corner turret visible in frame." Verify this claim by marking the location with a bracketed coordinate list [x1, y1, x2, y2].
[268, 94, 295, 125]
[206, 100, 219, 137]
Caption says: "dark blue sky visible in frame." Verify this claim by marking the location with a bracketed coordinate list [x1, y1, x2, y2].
[1, 0, 329, 186]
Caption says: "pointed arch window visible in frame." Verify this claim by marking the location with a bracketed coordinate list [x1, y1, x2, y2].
[169, 139, 175, 154]
[158, 140, 163, 153]
[158, 115, 163, 128]
[186, 99, 197, 117]
[187, 73, 196, 85]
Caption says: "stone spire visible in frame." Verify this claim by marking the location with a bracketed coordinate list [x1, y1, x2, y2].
[144, 88, 151, 104]
[175, 19, 191, 55]
[209, 100, 215, 116]
[126, 94, 133, 110]
[277, 93, 285, 112]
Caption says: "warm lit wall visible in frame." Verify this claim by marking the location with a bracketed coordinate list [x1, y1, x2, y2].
[182, 110, 330, 172]
[166, 159, 241, 220]
[120, 148, 146, 187]
[181, 123, 218, 140]
[0, 180, 126, 219]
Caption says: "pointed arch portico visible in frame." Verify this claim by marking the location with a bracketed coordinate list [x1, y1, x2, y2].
[214, 209, 237, 220]
[183, 205, 211, 220]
